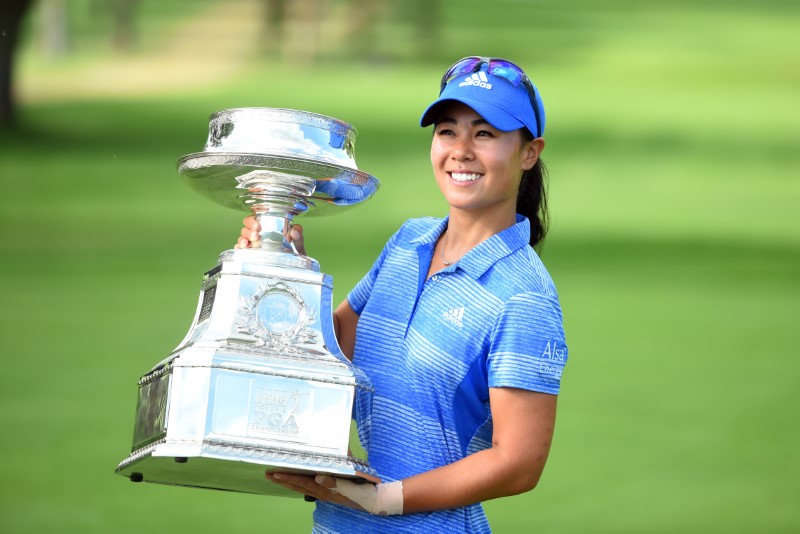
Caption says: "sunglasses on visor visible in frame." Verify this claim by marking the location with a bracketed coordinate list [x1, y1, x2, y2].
[440, 56, 543, 138]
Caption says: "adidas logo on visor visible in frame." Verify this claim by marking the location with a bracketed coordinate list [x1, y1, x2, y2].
[459, 71, 492, 90]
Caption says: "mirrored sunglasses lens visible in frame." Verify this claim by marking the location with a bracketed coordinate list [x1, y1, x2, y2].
[487, 60, 524, 86]
[445, 57, 483, 82]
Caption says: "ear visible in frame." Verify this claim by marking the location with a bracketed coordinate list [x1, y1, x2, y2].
[521, 137, 545, 171]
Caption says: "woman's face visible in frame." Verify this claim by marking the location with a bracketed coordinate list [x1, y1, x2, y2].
[430, 102, 541, 219]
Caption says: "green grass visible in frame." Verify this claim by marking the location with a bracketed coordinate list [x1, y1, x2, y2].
[2, 1, 799, 532]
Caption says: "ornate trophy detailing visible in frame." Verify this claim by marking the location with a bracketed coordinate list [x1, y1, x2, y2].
[200, 439, 377, 478]
[116, 108, 378, 497]
[117, 438, 168, 471]
[235, 170, 316, 217]
[205, 107, 358, 171]
[138, 362, 172, 387]
[178, 153, 355, 178]
[215, 252, 329, 282]
[215, 343, 366, 375]
[174, 362, 358, 388]
[209, 107, 356, 145]
[177, 153, 377, 216]
[197, 284, 217, 324]
[236, 281, 316, 351]
[118, 437, 377, 479]
[201, 264, 222, 289]
[132, 370, 171, 449]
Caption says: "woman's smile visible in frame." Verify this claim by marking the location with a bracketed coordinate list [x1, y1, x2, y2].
[449, 171, 484, 183]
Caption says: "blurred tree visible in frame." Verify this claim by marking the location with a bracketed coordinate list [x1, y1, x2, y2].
[412, 0, 440, 61]
[111, 0, 140, 53]
[286, 0, 325, 64]
[262, 0, 327, 65]
[344, 0, 388, 60]
[39, 0, 69, 59]
[259, 0, 440, 64]
[0, 0, 33, 129]
[262, 0, 288, 56]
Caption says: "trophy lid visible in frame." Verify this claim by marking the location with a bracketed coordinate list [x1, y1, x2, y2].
[177, 108, 380, 217]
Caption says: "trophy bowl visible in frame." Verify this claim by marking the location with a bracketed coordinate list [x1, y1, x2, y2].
[178, 107, 379, 216]
[115, 108, 379, 497]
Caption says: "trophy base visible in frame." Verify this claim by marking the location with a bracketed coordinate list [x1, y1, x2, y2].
[115, 248, 376, 498]
[116, 438, 370, 496]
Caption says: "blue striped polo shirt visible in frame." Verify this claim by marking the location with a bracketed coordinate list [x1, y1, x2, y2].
[313, 215, 567, 533]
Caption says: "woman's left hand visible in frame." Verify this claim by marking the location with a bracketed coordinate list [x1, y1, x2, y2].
[266, 472, 402, 515]
[266, 472, 368, 510]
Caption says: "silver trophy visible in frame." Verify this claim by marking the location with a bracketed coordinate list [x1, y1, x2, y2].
[115, 108, 380, 497]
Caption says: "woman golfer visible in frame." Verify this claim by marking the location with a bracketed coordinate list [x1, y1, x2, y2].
[237, 56, 568, 533]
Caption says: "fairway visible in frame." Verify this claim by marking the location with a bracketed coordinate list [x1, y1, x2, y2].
[1, 1, 798, 532]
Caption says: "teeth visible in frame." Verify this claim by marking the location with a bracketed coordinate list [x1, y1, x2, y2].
[451, 172, 482, 182]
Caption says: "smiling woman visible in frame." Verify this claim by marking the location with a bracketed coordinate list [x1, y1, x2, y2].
[427, 103, 542, 258]
[239, 56, 567, 533]
[420, 56, 550, 254]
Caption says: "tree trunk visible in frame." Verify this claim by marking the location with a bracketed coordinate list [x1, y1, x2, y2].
[262, 0, 288, 56]
[0, 0, 33, 129]
[413, 0, 440, 61]
[113, 0, 140, 53]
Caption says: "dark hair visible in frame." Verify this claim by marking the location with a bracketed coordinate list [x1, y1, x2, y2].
[517, 130, 549, 250]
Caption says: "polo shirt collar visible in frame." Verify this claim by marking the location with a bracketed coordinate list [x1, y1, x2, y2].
[410, 215, 532, 279]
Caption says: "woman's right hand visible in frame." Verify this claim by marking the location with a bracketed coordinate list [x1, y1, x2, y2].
[234, 215, 306, 255]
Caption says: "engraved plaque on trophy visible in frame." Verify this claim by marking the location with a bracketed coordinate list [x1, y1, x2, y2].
[115, 108, 379, 497]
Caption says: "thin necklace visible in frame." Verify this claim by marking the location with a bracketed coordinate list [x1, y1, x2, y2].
[440, 233, 464, 266]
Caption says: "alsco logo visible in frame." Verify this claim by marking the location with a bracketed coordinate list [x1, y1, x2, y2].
[459, 71, 492, 89]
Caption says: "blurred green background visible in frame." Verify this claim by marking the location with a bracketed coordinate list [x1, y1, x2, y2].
[1, 0, 798, 532]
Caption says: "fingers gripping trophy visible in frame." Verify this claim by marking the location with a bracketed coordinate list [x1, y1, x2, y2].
[115, 108, 380, 496]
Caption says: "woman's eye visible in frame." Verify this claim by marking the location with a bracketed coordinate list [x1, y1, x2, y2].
[476, 130, 494, 137]
[436, 128, 454, 136]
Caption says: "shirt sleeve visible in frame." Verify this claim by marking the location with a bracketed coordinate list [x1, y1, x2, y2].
[487, 291, 568, 395]
[346, 227, 402, 315]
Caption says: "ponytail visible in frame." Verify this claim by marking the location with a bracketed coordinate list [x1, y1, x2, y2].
[516, 127, 549, 250]
[517, 158, 549, 250]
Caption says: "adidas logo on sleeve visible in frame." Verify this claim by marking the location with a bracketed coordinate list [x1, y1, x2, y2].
[459, 71, 492, 90]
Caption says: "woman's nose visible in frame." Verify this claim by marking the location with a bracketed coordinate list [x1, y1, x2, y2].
[450, 139, 474, 161]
